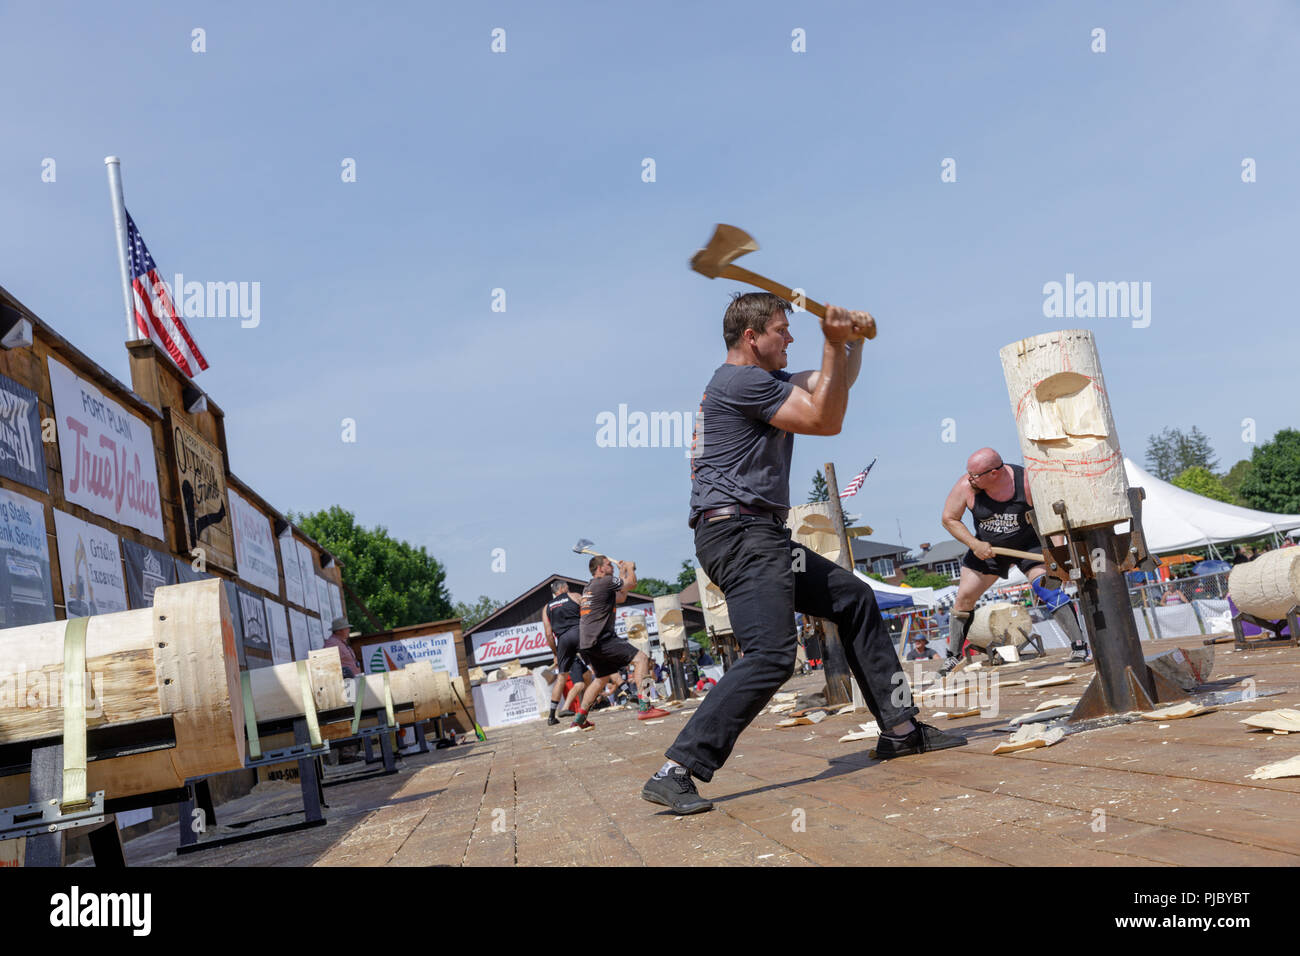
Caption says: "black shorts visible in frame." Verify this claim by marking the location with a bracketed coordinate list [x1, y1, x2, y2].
[581, 632, 639, 679]
[962, 545, 1044, 578]
[555, 630, 587, 684]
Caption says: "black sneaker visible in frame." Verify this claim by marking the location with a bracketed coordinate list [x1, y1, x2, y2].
[871, 722, 968, 760]
[641, 767, 713, 814]
[936, 654, 965, 680]
[558, 709, 575, 718]
[547, 716, 560, 726]
[1068, 642, 1092, 664]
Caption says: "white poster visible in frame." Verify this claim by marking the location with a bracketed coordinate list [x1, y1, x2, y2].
[307, 614, 324, 650]
[279, 534, 304, 607]
[228, 487, 280, 594]
[264, 598, 291, 665]
[47, 358, 164, 540]
[0, 487, 55, 628]
[53, 509, 128, 617]
[472, 677, 540, 728]
[295, 541, 318, 614]
[328, 582, 343, 622]
[315, 576, 332, 625]
[362, 632, 460, 677]
[471, 620, 550, 667]
[288, 608, 310, 660]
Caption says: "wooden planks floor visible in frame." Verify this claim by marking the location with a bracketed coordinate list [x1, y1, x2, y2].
[110, 639, 1300, 867]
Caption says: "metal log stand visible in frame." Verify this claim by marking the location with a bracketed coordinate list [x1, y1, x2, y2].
[1029, 489, 1187, 721]
[1232, 607, 1300, 652]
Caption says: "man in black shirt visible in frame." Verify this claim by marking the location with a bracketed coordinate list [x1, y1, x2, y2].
[938, 447, 1089, 676]
[570, 555, 670, 728]
[542, 579, 590, 725]
[642, 293, 966, 815]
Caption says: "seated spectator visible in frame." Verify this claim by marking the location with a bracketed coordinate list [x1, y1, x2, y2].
[1161, 587, 1188, 605]
[907, 636, 940, 661]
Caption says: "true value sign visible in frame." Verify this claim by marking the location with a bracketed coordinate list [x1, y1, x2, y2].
[471, 621, 550, 667]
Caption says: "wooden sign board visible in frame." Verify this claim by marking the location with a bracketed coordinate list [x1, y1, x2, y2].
[164, 409, 235, 571]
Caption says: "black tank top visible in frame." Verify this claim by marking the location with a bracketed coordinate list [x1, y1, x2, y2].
[546, 593, 580, 638]
[971, 464, 1038, 546]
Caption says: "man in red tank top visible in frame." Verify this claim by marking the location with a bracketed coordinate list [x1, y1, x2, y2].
[938, 448, 1090, 675]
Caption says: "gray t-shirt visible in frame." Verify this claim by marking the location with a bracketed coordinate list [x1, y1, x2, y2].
[579, 575, 622, 649]
[689, 364, 795, 525]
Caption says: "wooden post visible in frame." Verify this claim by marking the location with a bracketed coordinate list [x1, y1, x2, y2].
[814, 462, 857, 705]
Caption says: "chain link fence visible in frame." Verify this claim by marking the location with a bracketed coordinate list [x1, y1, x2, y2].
[1128, 570, 1232, 640]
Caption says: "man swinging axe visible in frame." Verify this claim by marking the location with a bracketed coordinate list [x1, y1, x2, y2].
[641, 291, 967, 815]
[937, 447, 1090, 679]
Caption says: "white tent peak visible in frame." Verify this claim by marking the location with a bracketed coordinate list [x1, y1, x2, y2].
[1123, 457, 1300, 552]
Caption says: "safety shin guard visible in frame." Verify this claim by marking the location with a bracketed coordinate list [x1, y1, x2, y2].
[1051, 603, 1085, 645]
[948, 611, 971, 657]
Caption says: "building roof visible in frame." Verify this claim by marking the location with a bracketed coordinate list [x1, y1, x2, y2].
[852, 539, 911, 562]
[901, 539, 967, 568]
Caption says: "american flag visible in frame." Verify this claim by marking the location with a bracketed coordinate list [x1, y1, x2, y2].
[838, 458, 876, 498]
[126, 210, 208, 378]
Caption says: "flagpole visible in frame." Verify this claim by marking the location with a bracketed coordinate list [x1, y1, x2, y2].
[104, 157, 137, 342]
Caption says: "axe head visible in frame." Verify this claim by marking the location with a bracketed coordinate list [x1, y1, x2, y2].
[573, 538, 595, 555]
[690, 224, 759, 278]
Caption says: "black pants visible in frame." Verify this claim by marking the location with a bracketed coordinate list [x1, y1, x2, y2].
[666, 513, 917, 782]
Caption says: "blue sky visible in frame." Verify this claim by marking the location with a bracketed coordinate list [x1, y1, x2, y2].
[3, 1, 1297, 606]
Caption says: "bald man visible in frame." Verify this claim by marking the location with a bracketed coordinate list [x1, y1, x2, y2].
[938, 448, 1090, 676]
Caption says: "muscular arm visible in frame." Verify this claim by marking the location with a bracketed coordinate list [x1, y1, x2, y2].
[788, 338, 866, 394]
[615, 562, 637, 603]
[541, 605, 556, 654]
[941, 478, 981, 551]
[769, 339, 850, 436]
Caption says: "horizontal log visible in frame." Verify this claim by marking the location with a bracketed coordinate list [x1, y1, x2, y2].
[0, 579, 244, 804]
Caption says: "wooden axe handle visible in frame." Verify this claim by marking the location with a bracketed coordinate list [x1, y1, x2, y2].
[718, 264, 877, 341]
[990, 546, 1046, 563]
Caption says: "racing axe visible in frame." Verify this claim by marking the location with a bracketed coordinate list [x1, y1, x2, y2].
[573, 538, 629, 570]
[690, 224, 876, 340]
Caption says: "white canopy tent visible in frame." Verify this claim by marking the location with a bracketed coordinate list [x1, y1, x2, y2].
[1123, 458, 1300, 552]
[853, 570, 937, 607]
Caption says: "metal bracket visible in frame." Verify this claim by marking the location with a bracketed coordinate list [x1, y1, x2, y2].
[242, 740, 329, 769]
[0, 790, 106, 841]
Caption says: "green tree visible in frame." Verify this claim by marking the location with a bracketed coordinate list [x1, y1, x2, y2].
[902, 568, 954, 589]
[1145, 426, 1219, 480]
[453, 595, 505, 629]
[1221, 459, 1255, 505]
[291, 506, 454, 630]
[676, 559, 696, 591]
[1240, 428, 1300, 514]
[1172, 466, 1235, 503]
[808, 470, 830, 502]
[634, 577, 675, 597]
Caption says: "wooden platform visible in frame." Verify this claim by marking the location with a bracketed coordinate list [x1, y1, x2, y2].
[101, 640, 1300, 867]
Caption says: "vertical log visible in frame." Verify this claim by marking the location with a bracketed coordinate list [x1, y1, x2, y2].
[998, 330, 1131, 534]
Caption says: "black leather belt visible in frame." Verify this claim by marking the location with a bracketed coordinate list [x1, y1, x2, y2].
[690, 504, 776, 529]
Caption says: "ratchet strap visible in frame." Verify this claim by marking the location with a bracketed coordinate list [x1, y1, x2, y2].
[297, 661, 322, 748]
[60, 616, 91, 811]
[350, 676, 365, 734]
[240, 671, 262, 761]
